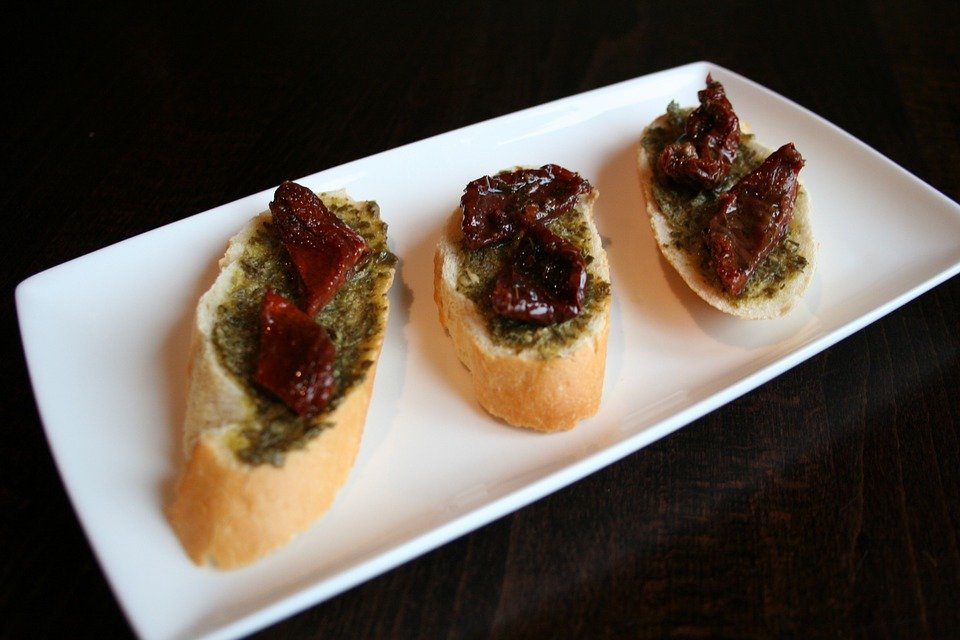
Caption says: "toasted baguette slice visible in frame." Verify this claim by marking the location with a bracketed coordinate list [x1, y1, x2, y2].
[433, 180, 610, 432]
[168, 189, 395, 569]
[638, 115, 816, 319]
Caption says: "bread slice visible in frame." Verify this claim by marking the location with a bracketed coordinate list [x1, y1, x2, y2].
[638, 114, 816, 319]
[168, 189, 396, 569]
[433, 176, 610, 432]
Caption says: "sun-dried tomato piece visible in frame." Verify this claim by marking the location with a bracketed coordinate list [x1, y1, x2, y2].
[707, 143, 805, 296]
[490, 223, 587, 325]
[460, 164, 591, 250]
[255, 289, 337, 417]
[659, 75, 741, 190]
[270, 181, 369, 316]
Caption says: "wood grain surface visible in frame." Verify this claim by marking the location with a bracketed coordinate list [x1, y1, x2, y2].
[3, 2, 957, 638]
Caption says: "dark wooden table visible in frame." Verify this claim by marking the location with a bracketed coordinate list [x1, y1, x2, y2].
[4, 2, 958, 638]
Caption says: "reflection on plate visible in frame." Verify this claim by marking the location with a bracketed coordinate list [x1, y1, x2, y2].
[15, 61, 960, 640]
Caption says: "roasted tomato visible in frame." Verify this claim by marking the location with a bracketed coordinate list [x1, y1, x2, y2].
[490, 223, 587, 325]
[255, 289, 337, 416]
[659, 75, 741, 190]
[269, 181, 369, 316]
[707, 143, 805, 296]
[460, 164, 590, 250]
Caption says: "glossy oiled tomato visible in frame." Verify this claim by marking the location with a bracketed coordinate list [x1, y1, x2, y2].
[255, 289, 337, 416]
[269, 180, 368, 316]
[459, 165, 592, 325]
[460, 164, 590, 250]
[491, 223, 587, 325]
[658, 75, 741, 190]
[707, 143, 805, 295]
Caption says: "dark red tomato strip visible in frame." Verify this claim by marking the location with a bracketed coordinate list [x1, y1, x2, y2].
[659, 74, 741, 190]
[269, 181, 369, 316]
[707, 143, 805, 296]
[255, 289, 337, 416]
[460, 164, 590, 250]
[491, 223, 587, 325]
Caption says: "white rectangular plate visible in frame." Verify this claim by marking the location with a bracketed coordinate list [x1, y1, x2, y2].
[16, 61, 960, 640]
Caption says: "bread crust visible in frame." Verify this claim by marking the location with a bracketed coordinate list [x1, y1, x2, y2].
[168, 191, 394, 569]
[433, 186, 610, 432]
[638, 115, 816, 319]
[167, 362, 376, 568]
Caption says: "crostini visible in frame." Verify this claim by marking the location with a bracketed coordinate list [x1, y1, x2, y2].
[168, 182, 396, 569]
[434, 164, 611, 431]
[638, 75, 816, 319]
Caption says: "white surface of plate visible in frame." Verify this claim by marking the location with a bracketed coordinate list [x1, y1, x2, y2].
[16, 62, 960, 640]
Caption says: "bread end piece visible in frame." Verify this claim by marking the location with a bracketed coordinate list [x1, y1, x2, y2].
[433, 189, 610, 432]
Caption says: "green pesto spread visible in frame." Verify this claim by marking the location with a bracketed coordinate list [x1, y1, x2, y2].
[641, 103, 808, 302]
[211, 194, 396, 467]
[454, 204, 610, 357]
